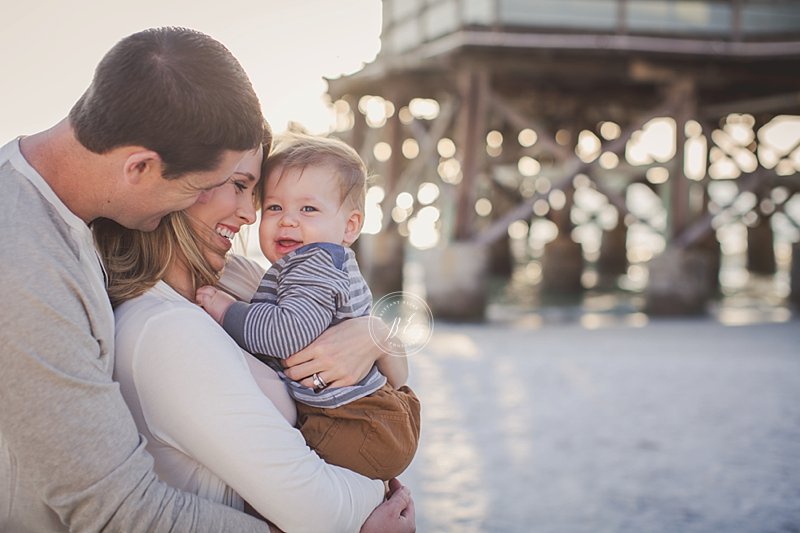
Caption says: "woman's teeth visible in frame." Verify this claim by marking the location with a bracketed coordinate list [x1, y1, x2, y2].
[216, 226, 235, 240]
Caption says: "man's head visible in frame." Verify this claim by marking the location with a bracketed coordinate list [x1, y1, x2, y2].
[70, 27, 265, 178]
[68, 27, 268, 230]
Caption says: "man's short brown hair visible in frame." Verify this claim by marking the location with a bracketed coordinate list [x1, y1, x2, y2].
[69, 27, 267, 178]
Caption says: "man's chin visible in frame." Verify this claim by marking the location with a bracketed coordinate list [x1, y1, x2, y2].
[135, 217, 164, 232]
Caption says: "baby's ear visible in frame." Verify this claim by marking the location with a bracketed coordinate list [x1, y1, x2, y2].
[343, 209, 364, 246]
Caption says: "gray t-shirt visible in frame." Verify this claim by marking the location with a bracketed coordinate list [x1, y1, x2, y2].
[0, 138, 266, 532]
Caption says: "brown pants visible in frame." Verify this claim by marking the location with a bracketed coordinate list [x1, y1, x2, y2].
[296, 384, 421, 480]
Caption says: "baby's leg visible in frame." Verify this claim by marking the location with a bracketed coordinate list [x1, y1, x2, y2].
[296, 384, 421, 480]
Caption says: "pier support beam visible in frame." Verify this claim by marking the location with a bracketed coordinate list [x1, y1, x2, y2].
[791, 243, 800, 308]
[357, 231, 405, 299]
[596, 221, 629, 283]
[644, 246, 713, 315]
[747, 217, 777, 275]
[541, 234, 584, 295]
[418, 242, 489, 321]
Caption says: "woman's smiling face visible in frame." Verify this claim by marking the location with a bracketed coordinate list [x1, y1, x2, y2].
[185, 145, 263, 273]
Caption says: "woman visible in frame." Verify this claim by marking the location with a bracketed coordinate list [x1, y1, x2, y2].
[93, 143, 415, 533]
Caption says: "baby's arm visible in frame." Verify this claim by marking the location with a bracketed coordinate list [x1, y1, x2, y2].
[196, 286, 237, 325]
[222, 248, 346, 359]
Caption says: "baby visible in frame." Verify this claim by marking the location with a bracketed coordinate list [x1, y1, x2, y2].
[197, 132, 420, 481]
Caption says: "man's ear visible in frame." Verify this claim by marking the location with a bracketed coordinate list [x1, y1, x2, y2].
[343, 209, 364, 246]
[123, 150, 162, 185]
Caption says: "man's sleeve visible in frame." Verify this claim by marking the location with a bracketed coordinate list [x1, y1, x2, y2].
[0, 256, 267, 531]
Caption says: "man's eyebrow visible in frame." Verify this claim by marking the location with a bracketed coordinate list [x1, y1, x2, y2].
[202, 176, 231, 191]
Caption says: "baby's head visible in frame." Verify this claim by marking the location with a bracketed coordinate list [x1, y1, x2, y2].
[257, 132, 368, 263]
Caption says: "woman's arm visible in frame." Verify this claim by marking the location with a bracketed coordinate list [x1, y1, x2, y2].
[376, 351, 409, 389]
[242, 352, 297, 426]
[284, 315, 409, 390]
[282, 315, 389, 389]
[132, 306, 384, 533]
[362, 316, 409, 388]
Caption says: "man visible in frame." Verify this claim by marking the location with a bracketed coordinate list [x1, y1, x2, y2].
[0, 26, 269, 532]
[0, 27, 414, 532]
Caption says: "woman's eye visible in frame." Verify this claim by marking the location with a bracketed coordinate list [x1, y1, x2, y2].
[232, 180, 247, 193]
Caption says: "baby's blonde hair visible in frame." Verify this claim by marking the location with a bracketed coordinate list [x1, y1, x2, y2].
[260, 132, 367, 213]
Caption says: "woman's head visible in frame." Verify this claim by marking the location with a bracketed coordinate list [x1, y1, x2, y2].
[94, 142, 266, 306]
[183, 144, 263, 272]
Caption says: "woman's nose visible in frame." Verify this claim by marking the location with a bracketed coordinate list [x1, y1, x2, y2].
[237, 198, 257, 224]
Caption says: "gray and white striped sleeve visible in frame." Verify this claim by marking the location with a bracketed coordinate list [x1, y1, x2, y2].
[222, 247, 350, 359]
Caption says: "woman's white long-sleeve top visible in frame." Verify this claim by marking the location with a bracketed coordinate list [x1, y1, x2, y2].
[112, 268, 384, 533]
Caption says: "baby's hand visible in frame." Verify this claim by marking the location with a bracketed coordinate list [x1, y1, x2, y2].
[196, 286, 235, 325]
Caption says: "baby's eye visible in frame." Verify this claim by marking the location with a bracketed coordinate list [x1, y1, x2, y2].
[265, 204, 282, 212]
[300, 205, 318, 213]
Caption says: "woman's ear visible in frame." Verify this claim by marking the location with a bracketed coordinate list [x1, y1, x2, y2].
[123, 149, 162, 185]
[342, 209, 364, 246]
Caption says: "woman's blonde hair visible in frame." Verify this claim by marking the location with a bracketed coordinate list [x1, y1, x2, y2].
[95, 130, 272, 307]
[93, 211, 222, 307]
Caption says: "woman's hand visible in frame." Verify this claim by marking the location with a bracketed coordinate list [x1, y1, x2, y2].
[361, 479, 416, 533]
[282, 316, 386, 389]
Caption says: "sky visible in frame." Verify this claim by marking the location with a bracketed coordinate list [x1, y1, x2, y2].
[0, 0, 382, 142]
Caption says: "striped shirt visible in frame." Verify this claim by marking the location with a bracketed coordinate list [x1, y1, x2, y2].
[223, 242, 386, 408]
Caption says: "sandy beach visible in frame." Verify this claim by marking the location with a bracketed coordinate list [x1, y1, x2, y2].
[401, 314, 800, 532]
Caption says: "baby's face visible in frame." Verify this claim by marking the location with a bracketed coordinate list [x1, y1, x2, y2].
[259, 164, 360, 263]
